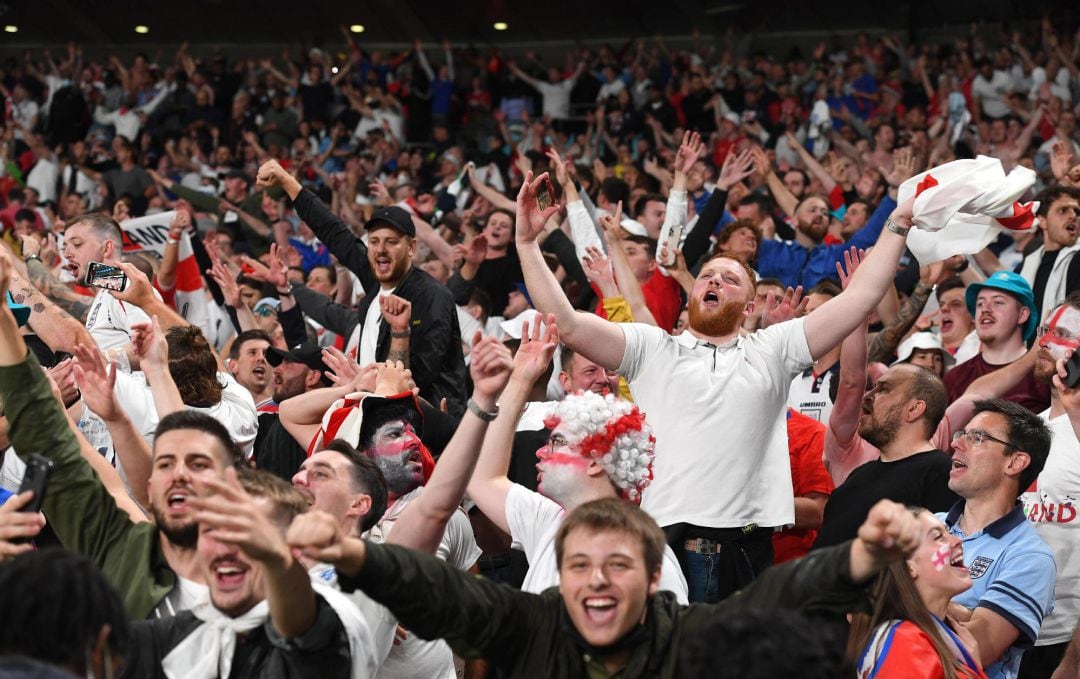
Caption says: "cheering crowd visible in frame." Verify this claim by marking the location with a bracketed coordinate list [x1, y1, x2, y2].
[1, 17, 1080, 679]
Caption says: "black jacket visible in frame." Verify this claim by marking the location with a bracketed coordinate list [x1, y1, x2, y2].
[340, 540, 869, 678]
[292, 189, 467, 416]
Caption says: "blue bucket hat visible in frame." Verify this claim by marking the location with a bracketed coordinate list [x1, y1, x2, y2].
[5, 291, 29, 327]
[964, 271, 1039, 342]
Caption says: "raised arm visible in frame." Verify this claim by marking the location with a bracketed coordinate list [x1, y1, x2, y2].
[467, 319, 558, 533]
[752, 146, 799, 218]
[547, 148, 605, 259]
[466, 164, 516, 212]
[72, 344, 154, 509]
[866, 263, 940, 364]
[389, 336, 513, 553]
[597, 206, 658, 326]
[279, 360, 378, 452]
[803, 199, 913, 361]
[516, 172, 626, 371]
[256, 160, 374, 288]
[786, 131, 837, 192]
[828, 254, 871, 448]
[131, 316, 185, 418]
[192, 469, 316, 639]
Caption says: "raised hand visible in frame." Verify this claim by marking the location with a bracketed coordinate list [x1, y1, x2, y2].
[379, 294, 412, 335]
[453, 234, 487, 270]
[190, 468, 290, 567]
[760, 285, 808, 328]
[130, 315, 169, 369]
[109, 262, 157, 309]
[255, 159, 292, 190]
[582, 245, 617, 297]
[511, 314, 559, 386]
[375, 360, 414, 396]
[369, 178, 391, 206]
[598, 200, 624, 241]
[717, 148, 755, 191]
[835, 246, 866, 290]
[320, 346, 362, 386]
[469, 334, 514, 405]
[72, 345, 120, 421]
[1050, 140, 1076, 182]
[885, 146, 918, 188]
[207, 258, 242, 308]
[673, 130, 704, 176]
[515, 172, 561, 245]
[545, 148, 571, 188]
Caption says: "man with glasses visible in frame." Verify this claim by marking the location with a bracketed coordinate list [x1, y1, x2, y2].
[940, 399, 1055, 679]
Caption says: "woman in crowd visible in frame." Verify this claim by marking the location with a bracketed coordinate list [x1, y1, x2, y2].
[849, 508, 986, 679]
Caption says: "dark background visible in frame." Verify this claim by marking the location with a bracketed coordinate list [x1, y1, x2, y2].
[0, 0, 1076, 56]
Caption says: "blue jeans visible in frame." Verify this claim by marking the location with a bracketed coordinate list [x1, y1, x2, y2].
[683, 534, 773, 604]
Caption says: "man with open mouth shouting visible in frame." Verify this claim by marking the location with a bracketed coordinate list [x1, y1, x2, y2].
[940, 399, 1055, 679]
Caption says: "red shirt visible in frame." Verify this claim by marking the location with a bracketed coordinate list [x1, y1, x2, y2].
[593, 269, 683, 332]
[773, 409, 833, 564]
[861, 621, 987, 679]
[944, 353, 1051, 414]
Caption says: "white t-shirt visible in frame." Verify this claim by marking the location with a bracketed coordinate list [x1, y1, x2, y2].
[308, 562, 396, 670]
[505, 484, 689, 603]
[111, 370, 258, 457]
[1021, 409, 1080, 645]
[86, 288, 152, 351]
[366, 487, 482, 679]
[971, 70, 1014, 119]
[151, 575, 208, 619]
[619, 321, 812, 528]
[358, 288, 394, 367]
[26, 156, 59, 203]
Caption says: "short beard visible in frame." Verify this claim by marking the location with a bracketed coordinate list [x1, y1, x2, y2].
[375, 455, 421, 498]
[1034, 360, 1057, 385]
[152, 505, 199, 549]
[688, 299, 745, 337]
[859, 407, 902, 450]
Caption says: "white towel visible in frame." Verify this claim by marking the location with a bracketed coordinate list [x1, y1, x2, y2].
[899, 155, 1039, 266]
[161, 599, 269, 679]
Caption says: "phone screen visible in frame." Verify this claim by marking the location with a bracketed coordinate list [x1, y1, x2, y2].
[85, 262, 128, 292]
[536, 179, 555, 211]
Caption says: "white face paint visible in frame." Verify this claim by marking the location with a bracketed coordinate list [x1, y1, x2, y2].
[1038, 306, 1080, 362]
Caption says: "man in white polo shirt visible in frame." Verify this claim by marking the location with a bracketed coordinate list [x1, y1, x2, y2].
[515, 169, 919, 602]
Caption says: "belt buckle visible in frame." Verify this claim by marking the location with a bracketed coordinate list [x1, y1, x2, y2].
[741, 523, 758, 535]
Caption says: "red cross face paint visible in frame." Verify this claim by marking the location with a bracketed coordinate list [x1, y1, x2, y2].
[1035, 305, 1080, 383]
[369, 420, 425, 498]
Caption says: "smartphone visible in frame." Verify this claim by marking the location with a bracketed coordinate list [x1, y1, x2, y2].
[16, 454, 53, 515]
[535, 177, 556, 211]
[84, 262, 128, 293]
[1065, 351, 1080, 389]
[661, 224, 684, 267]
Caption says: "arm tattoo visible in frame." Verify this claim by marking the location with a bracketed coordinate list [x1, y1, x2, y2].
[386, 337, 410, 369]
[867, 283, 933, 364]
[23, 259, 91, 323]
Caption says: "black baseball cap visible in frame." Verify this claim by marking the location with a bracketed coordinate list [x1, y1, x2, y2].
[225, 169, 252, 185]
[266, 342, 329, 374]
[364, 206, 416, 238]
